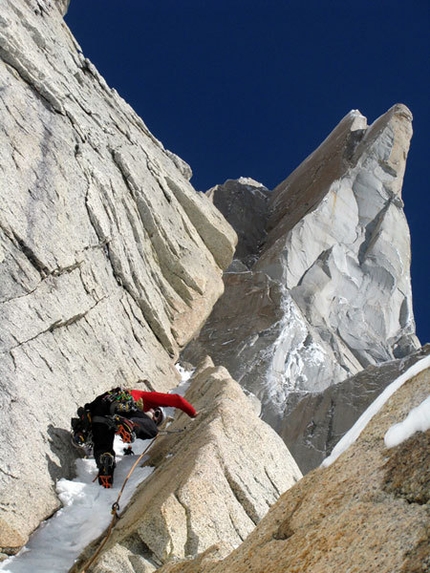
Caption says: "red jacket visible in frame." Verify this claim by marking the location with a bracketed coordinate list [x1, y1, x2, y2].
[130, 390, 197, 418]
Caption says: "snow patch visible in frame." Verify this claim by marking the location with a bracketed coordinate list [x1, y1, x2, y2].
[384, 394, 430, 448]
[237, 176, 267, 189]
[175, 362, 194, 384]
[262, 293, 310, 410]
[0, 438, 154, 573]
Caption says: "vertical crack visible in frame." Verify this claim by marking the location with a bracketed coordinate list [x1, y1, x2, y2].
[174, 492, 200, 557]
[223, 466, 260, 526]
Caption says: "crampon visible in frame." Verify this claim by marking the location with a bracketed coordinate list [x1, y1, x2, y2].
[97, 452, 115, 488]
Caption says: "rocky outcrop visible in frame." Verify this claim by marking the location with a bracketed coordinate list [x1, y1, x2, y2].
[156, 361, 430, 573]
[207, 178, 271, 268]
[55, 0, 70, 16]
[72, 358, 302, 572]
[282, 344, 430, 473]
[0, 0, 236, 552]
[261, 104, 418, 366]
[182, 105, 420, 444]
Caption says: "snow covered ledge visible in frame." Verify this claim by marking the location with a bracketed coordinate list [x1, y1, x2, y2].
[322, 354, 430, 467]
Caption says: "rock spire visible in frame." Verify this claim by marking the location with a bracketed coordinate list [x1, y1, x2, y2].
[0, 0, 425, 570]
[183, 104, 420, 451]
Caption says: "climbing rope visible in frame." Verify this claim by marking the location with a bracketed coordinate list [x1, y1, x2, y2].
[78, 424, 190, 572]
[158, 425, 188, 435]
[79, 435, 159, 573]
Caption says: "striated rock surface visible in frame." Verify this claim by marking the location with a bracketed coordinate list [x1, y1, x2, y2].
[182, 105, 420, 446]
[261, 104, 418, 367]
[0, 0, 236, 552]
[72, 358, 302, 573]
[156, 361, 430, 573]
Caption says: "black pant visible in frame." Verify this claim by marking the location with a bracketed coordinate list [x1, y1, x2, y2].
[128, 411, 159, 440]
[87, 392, 159, 468]
[92, 421, 116, 468]
[92, 411, 158, 468]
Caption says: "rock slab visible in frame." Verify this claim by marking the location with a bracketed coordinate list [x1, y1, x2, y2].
[156, 362, 430, 573]
[0, 0, 236, 552]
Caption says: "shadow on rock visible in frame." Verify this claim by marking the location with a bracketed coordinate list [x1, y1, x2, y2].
[47, 424, 80, 482]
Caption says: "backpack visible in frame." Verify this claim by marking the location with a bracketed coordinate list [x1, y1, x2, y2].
[71, 389, 137, 456]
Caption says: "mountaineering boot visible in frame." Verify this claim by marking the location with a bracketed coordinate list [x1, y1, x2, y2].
[71, 409, 94, 456]
[97, 452, 115, 488]
[71, 430, 86, 448]
[113, 415, 136, 443]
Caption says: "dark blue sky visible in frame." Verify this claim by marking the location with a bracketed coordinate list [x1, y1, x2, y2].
[65, 0, 429, 345]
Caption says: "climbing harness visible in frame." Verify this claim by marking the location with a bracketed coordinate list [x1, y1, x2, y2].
[113, 416, 136, 443]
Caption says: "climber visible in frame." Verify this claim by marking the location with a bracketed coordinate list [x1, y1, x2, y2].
[71, 384, 198, 488]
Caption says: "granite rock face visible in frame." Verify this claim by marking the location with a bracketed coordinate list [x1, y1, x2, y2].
[282, 344, 430, 473]
[156, 362, 430, 573]
[55, 0, 70, 16]
[0, 0, 236, 552]
[72, 358, 302, 573]
[261, 105, 418, 365]
[207, 178, 271, 268]
[0, 0, 425, 568]
[183, 105, 420, 442]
